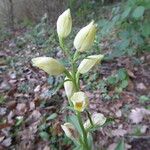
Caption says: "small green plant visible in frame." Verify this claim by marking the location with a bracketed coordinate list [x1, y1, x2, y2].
[0, 28, 12, 42]
[98, 68, 129, 100]
[25, 13, 57, 49]
[0, 95, 6, 104]
[98, 0, 150, 58]
[38, 114, 72, 149]
[139, 95, 150, 104]
[31, 9, 108, 150]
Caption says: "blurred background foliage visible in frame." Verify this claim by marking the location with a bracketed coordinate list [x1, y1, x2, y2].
[0, 0, 149, 57]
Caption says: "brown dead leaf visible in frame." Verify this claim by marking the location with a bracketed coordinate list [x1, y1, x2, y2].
[6, 100, 17, 110]
[1, 137, 12, 147]
[34, 85, 41, 93]
[7, 86, 17, 97]
[127, 69, 136, 78]
[16, 103, 27, 115]
[136, 83, 147, 91]
[26, 110, 41, 123]
[0, 136, 5, 143]
[0, 107, 7, 116]
[129, 108, 150, 124]
[7, 111, 15, 124]
[9, 79, 17, 84]
[0, 123, 11, 130]
[29, 102, 35, 111]
[112, 129, 127, 137]
[127, 79, 134, 91]
[115, 110, 122, 118]
[52, 121, 63, 136]
[0, 81, 11, 91]
[43, 145, 50, 150]
[140, 125, 148, 134]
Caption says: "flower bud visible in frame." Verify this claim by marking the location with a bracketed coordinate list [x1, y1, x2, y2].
[71, 91, 89, 112]
[64, 76, 75, 100]
[61, 123, 78, 141]
[74, 21, 97, 52]
[32, 57, 65, 75]
[78, 54, 104, 74]
[57, 9, 72, 38]
[84, 113, 106, 129]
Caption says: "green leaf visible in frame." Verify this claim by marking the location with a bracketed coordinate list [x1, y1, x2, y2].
[87, 133, 93, 149]
[122, 7, 132, 19]
[120, 40, 130, 50]
[115, 139, 125, 150]
[46, 113, 57, 121]
[117, 69, 127, 80]
[110, 48, 125, 58]
[73, 146, 82, 150]
[127, 48, 136, 56]
[107, 76, 118, 85]
[139, 95, 150, 103]
[61, 106, 75, 113]
[15, 116, 24, 126]
[67, 115, 82, 135]
[115, 87, 123, 93]
[38, 124, 47, 131]
[39, 131, 49, 140]
[51, 81, 64, 95]
[142, 22, 150, 37]
[132, 34, 144, 45]
[120, 80, 128, 89]
[132, 6, 145, 19]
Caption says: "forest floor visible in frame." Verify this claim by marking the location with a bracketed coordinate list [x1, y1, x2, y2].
[0, 28, 150, 150]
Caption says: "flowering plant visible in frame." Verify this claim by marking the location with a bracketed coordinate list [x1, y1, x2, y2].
[32, 9, 106, 150]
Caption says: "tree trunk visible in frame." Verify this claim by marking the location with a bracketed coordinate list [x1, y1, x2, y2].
[42, 0, 50, 23]
[9, 0, 14, 29]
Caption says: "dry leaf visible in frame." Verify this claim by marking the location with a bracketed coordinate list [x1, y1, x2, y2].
[129, 108, 150, 124]
[136, 83, 147, 90]
[34, 85, 41, 93]
[43, 145, 50, 150]
[2, 137, 12, 147]
[127, 69, 136, 78]
[112, 129, 127, 137]
[16, 103, 27, 115]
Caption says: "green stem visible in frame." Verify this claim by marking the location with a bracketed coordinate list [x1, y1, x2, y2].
[77, 112, 90, 150]
[71, 51, 90, 149]
[64, 69, 73, 80]
[59, 37, 71, 61]
[86, 110, 94, 127]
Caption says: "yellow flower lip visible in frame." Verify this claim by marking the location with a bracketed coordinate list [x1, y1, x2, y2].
[75, 101, 83, 112]
[71, 91, 89, 112]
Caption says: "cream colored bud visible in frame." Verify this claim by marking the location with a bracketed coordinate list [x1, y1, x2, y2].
[74, 21, 97, 52]
[71, 91, 89, 112]
[57, 9, 72, 38]
[77, 54, 104, 74]
[64, 76, 75, 100]
[61, 123, 78, 140]
[32, 57, 65, 75]
[84, 113, 106, 129]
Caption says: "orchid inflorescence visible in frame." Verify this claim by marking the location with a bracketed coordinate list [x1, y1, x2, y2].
[32, 9, 106, 150]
